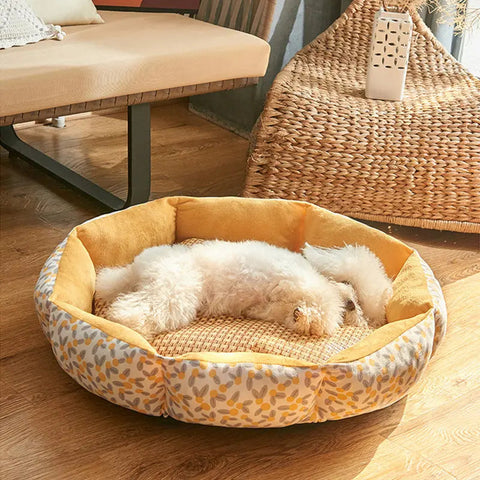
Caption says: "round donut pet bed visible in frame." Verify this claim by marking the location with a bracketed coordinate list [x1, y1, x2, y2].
[35, 197, 447, 427]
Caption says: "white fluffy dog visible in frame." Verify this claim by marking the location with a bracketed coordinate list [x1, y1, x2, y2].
[95, 241, 393, 337]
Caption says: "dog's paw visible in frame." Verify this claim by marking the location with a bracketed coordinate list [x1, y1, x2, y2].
[292, 304, 342, 337]
[335, 281, 369, 328]
[343, 309, 369, 328]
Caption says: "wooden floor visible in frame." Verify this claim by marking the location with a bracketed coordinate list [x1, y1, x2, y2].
[1, 103, 479, 480]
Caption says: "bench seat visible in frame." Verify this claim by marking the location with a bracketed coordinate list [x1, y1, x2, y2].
[0, 10, 270, 120]
[0, 9, 271, 211]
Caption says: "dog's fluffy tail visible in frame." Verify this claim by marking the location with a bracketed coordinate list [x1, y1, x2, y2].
[95, 264, 136, 303]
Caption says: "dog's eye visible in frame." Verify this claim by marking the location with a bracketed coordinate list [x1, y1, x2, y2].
[341, 280, 351, 285]
[345, 300, 356, 311]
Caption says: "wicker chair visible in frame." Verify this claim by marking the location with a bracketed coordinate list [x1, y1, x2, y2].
[244, 0, 480, 233]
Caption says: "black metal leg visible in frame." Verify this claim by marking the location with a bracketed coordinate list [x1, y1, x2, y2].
[126, 103, 151, 207]
[0, 103, 151, 210]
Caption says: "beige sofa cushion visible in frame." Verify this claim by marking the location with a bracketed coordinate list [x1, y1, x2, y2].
[0, 11, 270, 118]
[26, 0, 104, 26]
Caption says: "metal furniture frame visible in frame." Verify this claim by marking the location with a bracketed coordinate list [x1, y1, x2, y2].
[0, 104, 150, 210]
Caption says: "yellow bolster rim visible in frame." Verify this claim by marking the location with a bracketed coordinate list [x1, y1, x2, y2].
[176, 352, 317, 367]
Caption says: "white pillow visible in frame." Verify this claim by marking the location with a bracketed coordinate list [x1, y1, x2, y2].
[0, 0, 65, 49]
[26, 0, 103, 26]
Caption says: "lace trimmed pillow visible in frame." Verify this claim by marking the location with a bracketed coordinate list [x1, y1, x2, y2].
[0, 0, 65, 50]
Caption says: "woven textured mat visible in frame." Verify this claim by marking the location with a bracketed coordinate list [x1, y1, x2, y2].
[243, 0, 480, 233]
[94, 300, 374, 364]
[94, 239, 376, 364]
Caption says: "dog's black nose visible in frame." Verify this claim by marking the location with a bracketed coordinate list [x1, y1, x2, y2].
[346, 300, 356, 311]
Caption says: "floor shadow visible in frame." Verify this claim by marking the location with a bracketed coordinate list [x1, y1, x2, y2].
[72, 386, 407, 479]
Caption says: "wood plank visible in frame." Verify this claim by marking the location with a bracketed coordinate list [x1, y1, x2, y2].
[388, 390, 480, 479]
[390, 274, 480, 423]
[366, 222, 480, 286]
[13, 105, 249, 199]
[0, 381, 32, 420]
[384, 274, 480, 479]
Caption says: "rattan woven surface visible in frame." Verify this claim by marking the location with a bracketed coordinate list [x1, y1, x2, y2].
[243, 0, 480, 233]
[0, 77, 258, 126]
[93, 238, 376, 364]
[94, 302, 374, 364]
